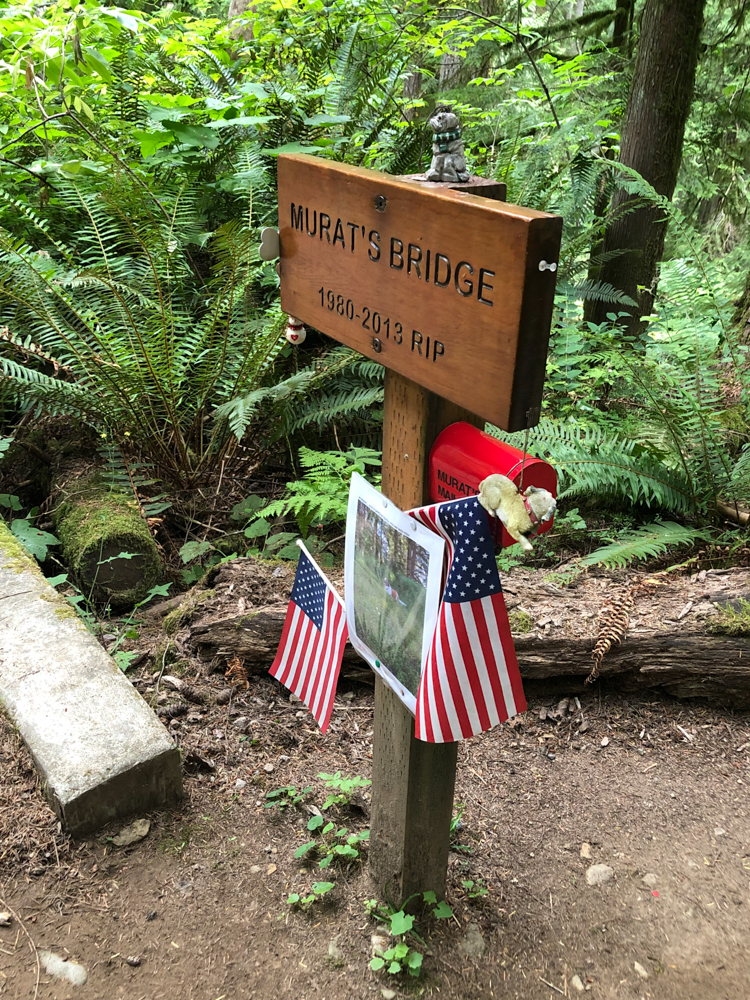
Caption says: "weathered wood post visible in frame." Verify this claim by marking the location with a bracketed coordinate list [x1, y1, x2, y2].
[370, 375, 481, 901]
[276, 152, 562, 906]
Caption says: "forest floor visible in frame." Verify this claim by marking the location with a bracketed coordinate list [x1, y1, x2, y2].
[2, 565, 750, 1000]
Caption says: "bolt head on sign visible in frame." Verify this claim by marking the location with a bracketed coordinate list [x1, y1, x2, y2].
[276, 154, 562, 432]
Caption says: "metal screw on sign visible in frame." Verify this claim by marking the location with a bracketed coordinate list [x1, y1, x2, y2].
[371, 338, 382, 353]
[373, 195, 388, 213]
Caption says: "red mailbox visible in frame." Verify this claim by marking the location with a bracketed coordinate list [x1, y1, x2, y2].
[429, 422, 557, 548]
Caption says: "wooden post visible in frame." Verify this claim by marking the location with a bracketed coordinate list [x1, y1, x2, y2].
[274, 153, 561, 906]
[369, 370, 481, 905]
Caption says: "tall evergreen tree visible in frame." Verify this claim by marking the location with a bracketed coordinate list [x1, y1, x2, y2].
[587, 0, 707, 333]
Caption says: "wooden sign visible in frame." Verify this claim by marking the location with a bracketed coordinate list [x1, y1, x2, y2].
[277, 154, 562, 432]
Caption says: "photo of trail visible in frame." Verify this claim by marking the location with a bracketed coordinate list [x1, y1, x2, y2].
[352, 499, 432, 695]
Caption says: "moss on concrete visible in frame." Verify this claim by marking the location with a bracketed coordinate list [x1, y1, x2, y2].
[53, 473, 162, 608]
[53, 605, 79, 620]
[0, 521, 43, 576]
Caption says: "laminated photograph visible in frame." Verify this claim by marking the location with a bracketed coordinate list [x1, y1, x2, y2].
[344, 473, 445, 715]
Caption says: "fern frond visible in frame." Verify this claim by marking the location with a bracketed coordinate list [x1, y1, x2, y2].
[578, 522, 708, 569]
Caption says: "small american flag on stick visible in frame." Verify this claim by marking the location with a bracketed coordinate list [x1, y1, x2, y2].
[270, 541, 348, 733]
[409, 496, 526, 743]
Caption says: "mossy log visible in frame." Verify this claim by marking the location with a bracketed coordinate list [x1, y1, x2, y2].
[53, 471, 162, 607]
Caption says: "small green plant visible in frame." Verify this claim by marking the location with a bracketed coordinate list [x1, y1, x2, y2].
[318, 771, 372, 810]
[508, 609, 534, 634]
[178, 541, 240, 586]
[47, 572, 170, 663]
[295, 816, 370, 869]
[366, 891, 453, 978]
[264, 785, 313, 810]
[450, 804, 472, 853]
[707, 599, 750, 636]
[450, 804, 464, 838]
[0, 494, 60, 561]
[461, 878, 489, 899]
[287, 881, 335, 911]
[246, 447, 381, 538]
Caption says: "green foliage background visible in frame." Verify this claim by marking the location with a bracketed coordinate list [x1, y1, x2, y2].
[0, 0, 749, 573]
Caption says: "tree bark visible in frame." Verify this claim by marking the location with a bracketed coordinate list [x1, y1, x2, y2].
[734, 268, 750, 340]
[586, 0, 706, 333]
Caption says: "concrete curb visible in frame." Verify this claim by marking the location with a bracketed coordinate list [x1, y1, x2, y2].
[0, 523, 182, 834]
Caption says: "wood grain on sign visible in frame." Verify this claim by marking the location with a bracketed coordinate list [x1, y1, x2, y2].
[277, 154, 562, 432]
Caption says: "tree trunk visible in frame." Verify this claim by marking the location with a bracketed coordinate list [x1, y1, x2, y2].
[612, 0, 635, 53]
[586, 0, 706, 333]
[53, 467, 163, 608]
[734, 268, 750, 340]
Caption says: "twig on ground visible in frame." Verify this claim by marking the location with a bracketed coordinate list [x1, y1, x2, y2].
[0, 893, 41, 1000]
[539, 977, 565, 995]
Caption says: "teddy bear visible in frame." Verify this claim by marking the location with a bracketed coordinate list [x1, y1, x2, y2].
[478, 474, 556, 551]
[425, 108, 470, 184]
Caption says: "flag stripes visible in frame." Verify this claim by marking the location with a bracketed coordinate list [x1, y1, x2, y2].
[270, 545, 348, 733]
[409, 496, 526, 743]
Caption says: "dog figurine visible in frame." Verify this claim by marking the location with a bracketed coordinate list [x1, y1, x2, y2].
[478, 474, 556, 551]
[425, 108, 470, 184]
[383, 578, 407, 606]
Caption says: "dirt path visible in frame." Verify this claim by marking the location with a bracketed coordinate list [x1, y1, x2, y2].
[2, 672, 750, 1000]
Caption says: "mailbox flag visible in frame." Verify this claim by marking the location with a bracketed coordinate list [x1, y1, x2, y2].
[270, 542, 348, 733]
[409, 496, 526, 743]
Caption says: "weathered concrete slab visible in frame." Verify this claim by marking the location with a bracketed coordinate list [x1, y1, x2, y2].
[0, 524, 182, 834]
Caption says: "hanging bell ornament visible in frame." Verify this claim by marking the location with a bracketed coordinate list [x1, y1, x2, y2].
[285, 316, 306, 345]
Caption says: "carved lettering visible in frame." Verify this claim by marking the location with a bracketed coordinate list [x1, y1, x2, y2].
[412, 329, 423, 355]
[478, 267, 495, 306]
[433, 340, 445, 362]
[434, 253, 451, 287]
[368, 230, 381, 261]
[390, 238, 404, 270]
[290, 201, 497, 308]
[455, 261, 474, 296]
[407, 243, 422, 279]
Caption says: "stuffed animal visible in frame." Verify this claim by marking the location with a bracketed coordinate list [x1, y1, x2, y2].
[425, 108, 470, 184]
[478, 474, 556, 551]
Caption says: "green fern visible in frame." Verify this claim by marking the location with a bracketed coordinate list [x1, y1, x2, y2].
[493, 420, 695, 514]
[0, 175, 295, 487]
[578, 521, 708, 569]
[250, 446, 381, 537]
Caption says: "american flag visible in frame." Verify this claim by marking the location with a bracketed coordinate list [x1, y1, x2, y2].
[409, 496, 526, 743]
[270, 542, 348, 733]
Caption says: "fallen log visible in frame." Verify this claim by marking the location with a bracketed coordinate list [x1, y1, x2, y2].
[187, 605, 363, 669]
[52, 467, 162, 607]
[181, 559, 750, 706]
[185, 608, 750, 705]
